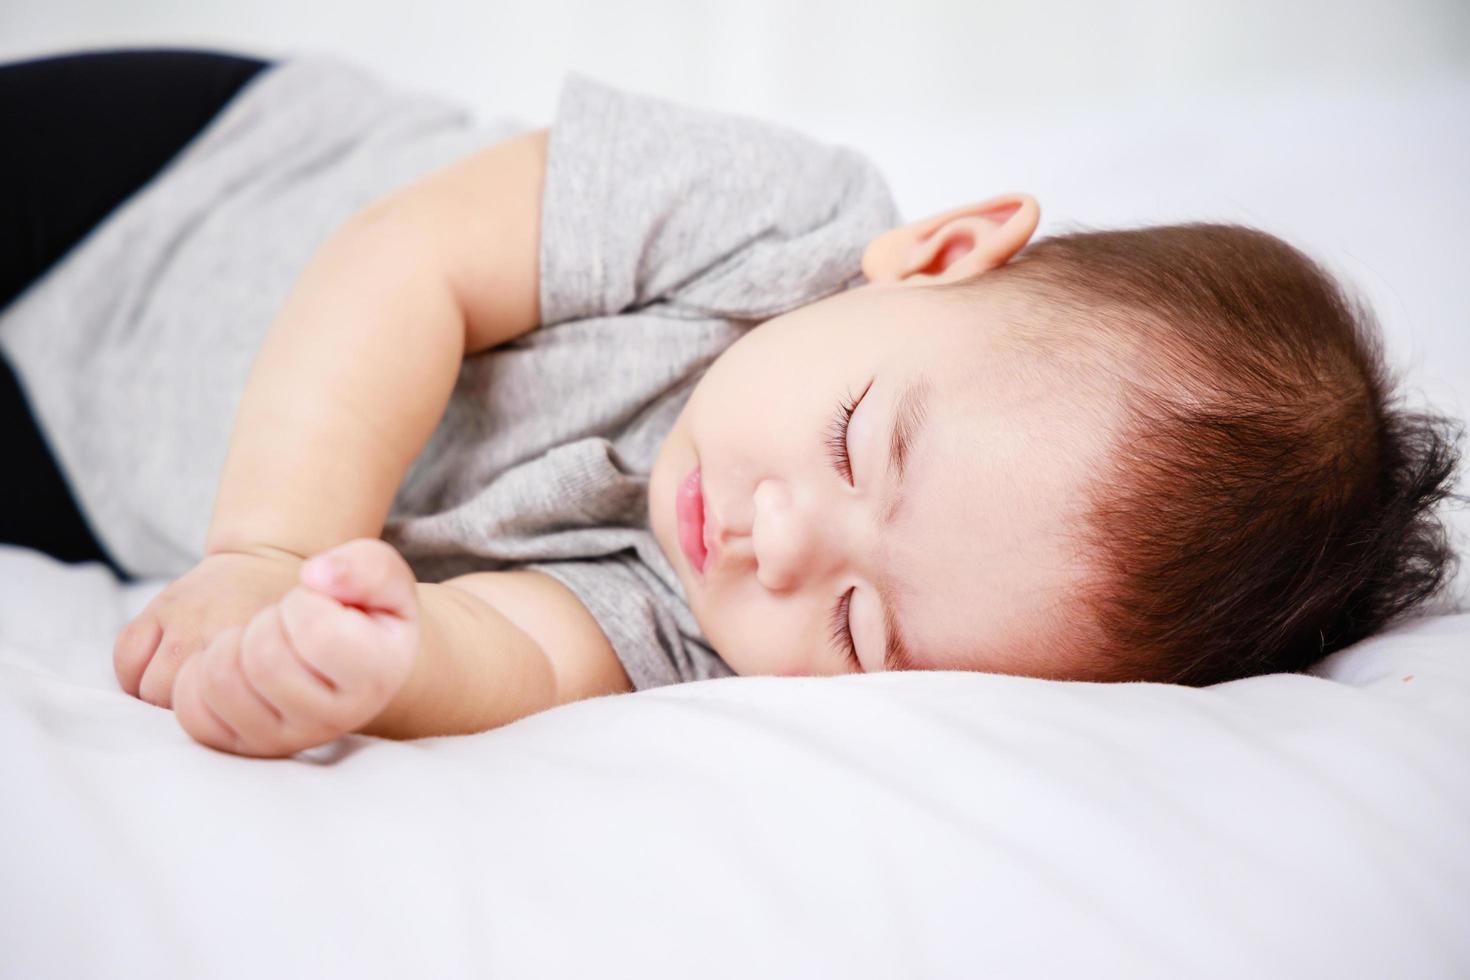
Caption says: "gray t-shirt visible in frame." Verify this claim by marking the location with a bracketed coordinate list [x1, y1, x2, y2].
[0, 52, 901, 689]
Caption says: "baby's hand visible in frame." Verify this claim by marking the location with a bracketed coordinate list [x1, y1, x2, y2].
[171, 538, 420, 758]
[113, 547, 308, 707]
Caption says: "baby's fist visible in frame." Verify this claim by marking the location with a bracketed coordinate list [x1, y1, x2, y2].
[171, 537, 421, 757]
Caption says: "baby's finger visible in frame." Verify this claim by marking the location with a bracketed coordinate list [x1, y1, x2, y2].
[300, 538, 418, 622]
[172, 651, 239, 752]
[277, 585, 414, 704]
[237, 599, 358, 736]
[189, 625, 285, 752]
[137, 628, 204, 709]
[113, 614, 162, 698]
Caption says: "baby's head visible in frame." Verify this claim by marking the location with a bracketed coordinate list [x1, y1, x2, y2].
[647, 196, 1463, 685]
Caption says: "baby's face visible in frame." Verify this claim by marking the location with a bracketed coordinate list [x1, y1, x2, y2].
[648, 280, 1119, 680]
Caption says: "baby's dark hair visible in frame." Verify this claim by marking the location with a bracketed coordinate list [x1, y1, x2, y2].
[937, 222, 1464, 686]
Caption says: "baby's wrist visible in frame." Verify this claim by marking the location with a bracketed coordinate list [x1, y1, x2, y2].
[203, 541, 308, 565]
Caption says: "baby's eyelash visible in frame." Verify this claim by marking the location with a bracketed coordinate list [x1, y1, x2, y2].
[824, 387, 860, 484]
[827, 586, 861, 670]
[823, 381, 872, 672]
[825, 378, 873, 485]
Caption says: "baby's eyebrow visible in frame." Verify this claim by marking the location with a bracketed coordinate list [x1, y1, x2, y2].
[878, 373, 932, 672]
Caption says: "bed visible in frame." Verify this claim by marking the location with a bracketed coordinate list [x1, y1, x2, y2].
[2, 58, 1468, 980]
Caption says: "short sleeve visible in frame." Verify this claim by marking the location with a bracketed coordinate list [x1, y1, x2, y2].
[538, 73, 902, 326]
[525, 555, 735, 691]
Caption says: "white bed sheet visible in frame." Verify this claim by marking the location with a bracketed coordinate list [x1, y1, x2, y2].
[2, 542, 1468, 979]
[3, 66, 1470, 980]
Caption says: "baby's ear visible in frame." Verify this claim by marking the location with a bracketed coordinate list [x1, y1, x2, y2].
[862, 194, 1040, 285]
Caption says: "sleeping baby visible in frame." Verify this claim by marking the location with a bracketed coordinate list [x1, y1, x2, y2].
[43, 59, 1453, 758]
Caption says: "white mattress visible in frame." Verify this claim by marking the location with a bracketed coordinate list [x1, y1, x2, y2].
[2, 65, 1469, 979]
[2, 542, 1468, 978]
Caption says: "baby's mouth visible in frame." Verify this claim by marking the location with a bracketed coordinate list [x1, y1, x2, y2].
[676, 465, 708, 574]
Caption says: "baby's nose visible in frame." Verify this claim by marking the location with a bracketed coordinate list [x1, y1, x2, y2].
[750, 479, 829, 591]
[706, 512, 752, 567]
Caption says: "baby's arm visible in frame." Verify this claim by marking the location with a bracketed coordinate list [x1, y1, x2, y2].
[117, 128, 561, 706]
[170, 538, 631, 755]
[364, 567, 633, 740]
[206, 128, 551, 559]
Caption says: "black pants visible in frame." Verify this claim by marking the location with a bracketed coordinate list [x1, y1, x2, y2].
[0, 47, 273, 580]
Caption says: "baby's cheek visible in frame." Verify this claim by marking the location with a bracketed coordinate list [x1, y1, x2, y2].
[699, 595, 818, 677]
[747, 642, 825, 678]
[703, 627, 787, 678]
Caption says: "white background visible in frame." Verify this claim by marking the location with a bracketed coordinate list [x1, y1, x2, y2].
[4, 0, 1467, 124]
